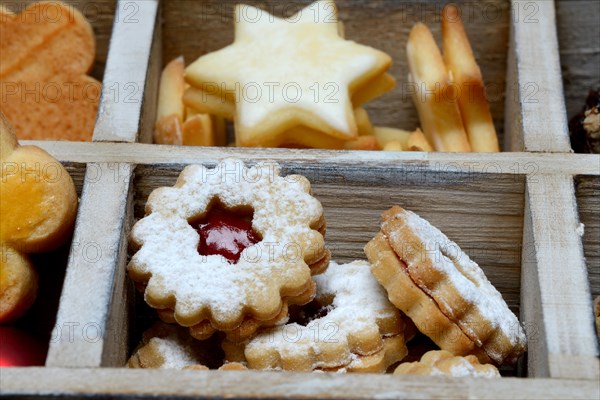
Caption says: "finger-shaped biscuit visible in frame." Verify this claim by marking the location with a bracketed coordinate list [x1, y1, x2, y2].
[442, 4, 499, 152]
[406, 23, 471, 152]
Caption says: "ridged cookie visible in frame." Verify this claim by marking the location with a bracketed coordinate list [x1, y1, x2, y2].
[365, 232, 490, 363]
[128, 159, 328, 339]
[243, 260, 404, 371]
[374, 206, 526, 365]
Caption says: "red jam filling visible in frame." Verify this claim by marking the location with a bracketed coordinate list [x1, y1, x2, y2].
[192, 207, 260, 264]
[293, 301, 332, 326]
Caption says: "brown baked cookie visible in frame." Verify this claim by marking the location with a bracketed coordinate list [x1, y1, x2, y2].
[365, 206, 527, 365]
[0, 1, 100, 140]
[128, 160, 329, 341]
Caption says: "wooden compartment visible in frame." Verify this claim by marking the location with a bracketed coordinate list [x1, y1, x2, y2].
[97, 0, 571, 152]
[555, 0, 600, 126]
[575, 175, 600, 299]
[2, 0, 600, 398]
[2, 147, 596, 399]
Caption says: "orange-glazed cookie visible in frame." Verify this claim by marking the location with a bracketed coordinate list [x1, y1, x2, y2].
[128, 159, 328, 341]
[0, 114, 78, 322]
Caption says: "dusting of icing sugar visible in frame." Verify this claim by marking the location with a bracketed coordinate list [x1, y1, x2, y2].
[153, 337, 198, 369]
[245, 260, 400, 369]
[446, 361, 499, 378]
[128, 159, 324, 325]
[385, 209, 526, 351]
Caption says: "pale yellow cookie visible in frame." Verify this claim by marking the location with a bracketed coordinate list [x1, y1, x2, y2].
[394, 350, 500, 378]
[185, 0, 393, 147]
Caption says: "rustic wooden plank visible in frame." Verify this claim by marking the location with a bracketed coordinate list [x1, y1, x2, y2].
[1, 368, 599, 399]
[505, 0, 571, 152]
[521, 174, 599, 379]
[45, 163, 133, 367]
[22, 140, 600, 176]
[137, 2, 162, 144]
[575, 175, 600, 300]
[93, 0, 159, 142]
[555, 0, 600, 120]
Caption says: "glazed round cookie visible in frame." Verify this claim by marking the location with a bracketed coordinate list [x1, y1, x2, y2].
[0, 249, 38, 322]
[128, 159, 328, 338]
[242, 260, 405, 372]
[0, 114, 78, 323]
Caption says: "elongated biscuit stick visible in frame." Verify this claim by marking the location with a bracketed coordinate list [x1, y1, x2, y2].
[155, 57, 185, 144]
[406, 23, 471, 152]
[407, 128, 433, 151]
[442, 4, 499, 152]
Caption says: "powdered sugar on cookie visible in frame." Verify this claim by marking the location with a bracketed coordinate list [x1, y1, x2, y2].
[128, 159, 326, 330]
[381, 206, 526, 364]
[244, 260, 403, 371]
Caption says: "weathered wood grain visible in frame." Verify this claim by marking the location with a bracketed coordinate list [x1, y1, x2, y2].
[160, 0, 509, 146]
[505, 0, 570, 152]
[93, 0, 159, 142]
[2, 368, 599, 399]
[575, 175, 600, 299]
[45, 163, 134, 368]
[521, 174, 599, 379]
[555, 0, 600, 120]
[23, 140, 600, 176]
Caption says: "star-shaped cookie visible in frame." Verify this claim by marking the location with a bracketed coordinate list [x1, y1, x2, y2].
[185, 0, 392, 147]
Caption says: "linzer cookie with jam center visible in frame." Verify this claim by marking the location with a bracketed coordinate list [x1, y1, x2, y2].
[128, 159, 329, 342]
[239, 260, 407, 372]
[127, 321, 247, 371]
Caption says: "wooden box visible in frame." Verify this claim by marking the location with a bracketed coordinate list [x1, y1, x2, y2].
[1, 0, 599, 398]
